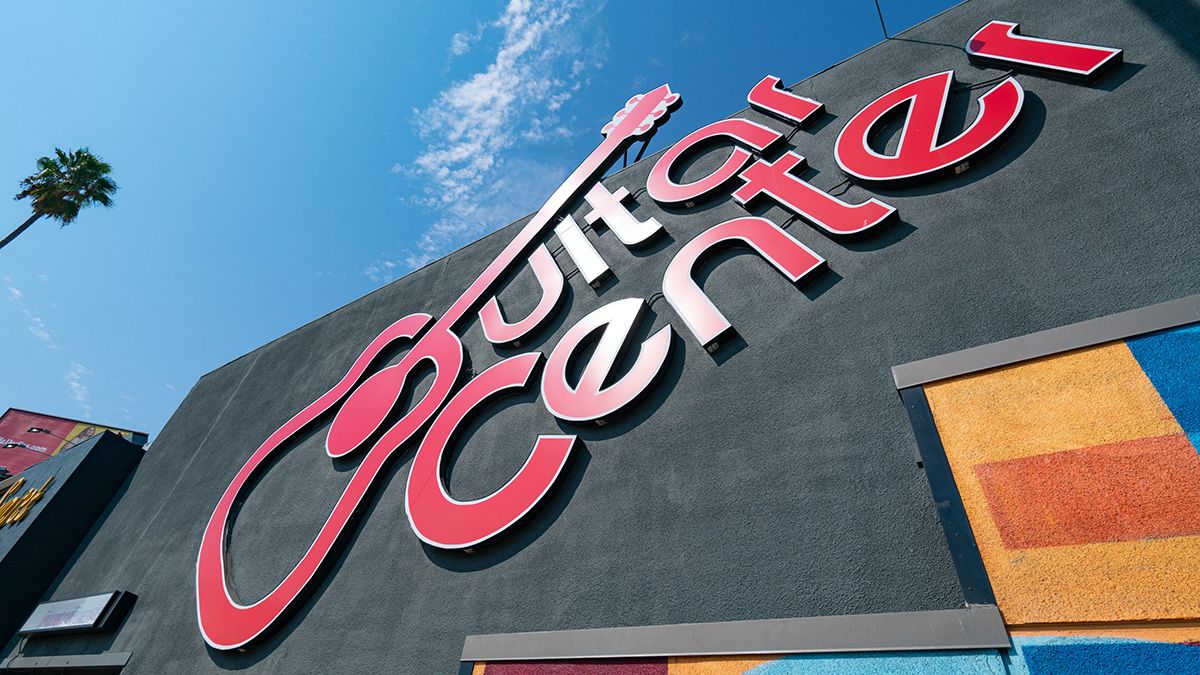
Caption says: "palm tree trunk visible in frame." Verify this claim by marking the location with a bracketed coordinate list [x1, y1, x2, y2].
[0, 212, 42, 251]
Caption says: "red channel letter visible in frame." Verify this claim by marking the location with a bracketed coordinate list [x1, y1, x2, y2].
[967, 21, 1123, 85]
[478, 245, 565, 346]
[195, 313, 456, 650]
[584, 183, 665, 248]
[406, 352, 578, 550]
[834, 70, 1024, 184]
[747, 75, 824, 126]
[647, 119, 784, 205]
[663, 217, 825, 349]
[734, 151, 897, 238]
[541, 298, 672, 423]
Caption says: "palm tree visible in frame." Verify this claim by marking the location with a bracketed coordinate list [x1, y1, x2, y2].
[1, 148, 117, 251]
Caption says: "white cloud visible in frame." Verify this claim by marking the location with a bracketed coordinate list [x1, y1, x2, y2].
[6, 284, 59, 350]
[449, 32, 473, 56]
[65, 362, 91, 417]
[24, 314, 55, 347]
[368, 0, 606, 283]
[447, 19, 489, 58]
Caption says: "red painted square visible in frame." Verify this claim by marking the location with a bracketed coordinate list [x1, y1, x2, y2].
[976, 434, 1200, 549]
[482, 658, 668, 674]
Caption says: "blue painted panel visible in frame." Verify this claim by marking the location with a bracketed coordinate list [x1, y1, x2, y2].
[1016, 636, 1200, 675]
[1128, 323, 1200, 435]
[740, 637, 1200, 674]
[746, 649, 1008, 674]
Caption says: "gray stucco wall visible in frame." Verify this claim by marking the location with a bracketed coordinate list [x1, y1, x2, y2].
[8, 0, 1199, 671]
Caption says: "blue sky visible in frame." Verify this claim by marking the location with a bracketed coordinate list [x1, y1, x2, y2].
[0, 0, 957, 437]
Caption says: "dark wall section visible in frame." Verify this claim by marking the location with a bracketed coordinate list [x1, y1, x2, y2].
[0, 433, 143, 645]
[9, 0, 1200, 672]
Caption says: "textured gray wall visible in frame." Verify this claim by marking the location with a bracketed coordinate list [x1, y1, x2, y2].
[8, 0, 1200, 672]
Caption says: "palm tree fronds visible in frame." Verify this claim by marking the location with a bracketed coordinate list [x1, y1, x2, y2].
[13, 147, 118, 226]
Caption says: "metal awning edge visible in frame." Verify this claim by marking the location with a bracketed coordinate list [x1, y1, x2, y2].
[461, 604, 1008, 661]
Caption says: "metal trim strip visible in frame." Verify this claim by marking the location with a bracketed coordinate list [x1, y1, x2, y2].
[460, 605, 1008, 661]
[2, 652, 132, 671]
[900, 386, 996, 605]
[891, 294, 1200, 389]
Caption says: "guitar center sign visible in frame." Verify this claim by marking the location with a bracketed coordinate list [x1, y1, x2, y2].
[196, 21, 1123, 650]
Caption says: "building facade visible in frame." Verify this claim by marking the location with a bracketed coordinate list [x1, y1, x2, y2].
[3, 0, 1199, 672]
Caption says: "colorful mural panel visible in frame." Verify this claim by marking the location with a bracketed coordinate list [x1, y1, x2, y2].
[471, 631, 1200, 674]
[923, 327, 1200, 625]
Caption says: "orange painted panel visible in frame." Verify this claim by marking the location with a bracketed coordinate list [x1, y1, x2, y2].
[669, 655, 773, 674]
[977, 434, 1200, 549]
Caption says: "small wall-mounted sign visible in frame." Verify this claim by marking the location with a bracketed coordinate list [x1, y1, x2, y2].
[18, 591, 137, 637]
